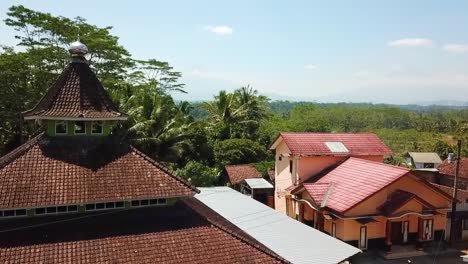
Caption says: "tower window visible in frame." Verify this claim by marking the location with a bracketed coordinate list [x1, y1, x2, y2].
[91, 121, 104, 134]
[74, 121, 86, 134]
[55, 121, 68, 135]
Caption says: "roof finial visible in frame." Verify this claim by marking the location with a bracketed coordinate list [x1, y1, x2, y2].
[68, 28, 88, 57]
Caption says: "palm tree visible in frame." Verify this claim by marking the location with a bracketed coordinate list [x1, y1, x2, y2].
[202, 90, 247, 139]
[120, 85, 196, 164]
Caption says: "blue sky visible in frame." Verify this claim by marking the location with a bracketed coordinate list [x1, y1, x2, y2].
[1, 1, 467, 104]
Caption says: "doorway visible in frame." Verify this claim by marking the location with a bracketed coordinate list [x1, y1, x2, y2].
[391, 221, 403, 244]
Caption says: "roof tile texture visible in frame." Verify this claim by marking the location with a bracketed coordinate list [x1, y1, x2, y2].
[0, 201, 284, 264]
[23, 61, 126, 119]
[225, 165, 263, 185]
[0, 134, 195, 209]
[278, 132, 392, 156]
[302, 158, 409, 213]
[438, 158, 468, 179]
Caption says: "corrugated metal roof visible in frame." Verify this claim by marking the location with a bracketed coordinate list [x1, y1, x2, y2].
[407, 152, 442, 164]
[244, 178, 274, 189]
[196, 187, 361, 264]
[271, 132, 392, 156]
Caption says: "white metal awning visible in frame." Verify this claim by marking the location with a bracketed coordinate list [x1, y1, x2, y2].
[244, 178, 273, 189]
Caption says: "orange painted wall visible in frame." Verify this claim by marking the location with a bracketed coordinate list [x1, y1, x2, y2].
[345, 174, 451, 217]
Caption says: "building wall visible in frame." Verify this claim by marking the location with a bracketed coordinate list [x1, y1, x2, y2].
[345, 174, 451, 217]
[274, 141, 294, 214]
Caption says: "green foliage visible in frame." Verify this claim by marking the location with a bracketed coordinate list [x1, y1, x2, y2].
[175, 161, 218, 187]
[214, 139, 269, 168]
[253, 160, 275, 176]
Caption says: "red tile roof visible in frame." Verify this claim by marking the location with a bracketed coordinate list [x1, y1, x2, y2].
[272, 132, 392, 156]
[0, 200, 285, 263]
[0, 133, 196, 209]
[224, 165, 263, 185]
[23, 61, 127, 120]
[438, 158, 468, 179]
[303, 183, 330, 205]
[299, 158, 409, 213]
[432, 183, 468, 202]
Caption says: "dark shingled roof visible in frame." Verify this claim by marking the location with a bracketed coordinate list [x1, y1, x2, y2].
[224, 165, 263, 185]
[0, 199, 286, 263]
[438, 158, 468, 179]
[0, 133, 197, 209]
[23, 60, 127, 120]
[377, 189, 435, 216]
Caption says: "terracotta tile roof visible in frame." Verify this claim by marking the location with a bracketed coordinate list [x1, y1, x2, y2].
[438, 158, 468, 179]
[432, 183, 468, 202]
[23, 61, 127, 120]
[224, 165, 263, 185]
[272, 132, 392, 156]
[0, 200, 285, 263]
[0, 133, 196, 209]
[300, 158, 409, 213]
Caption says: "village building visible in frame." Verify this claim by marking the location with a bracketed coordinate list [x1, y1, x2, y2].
[269, 132, 453, 257]
[0, 41, 288, 263]
[290, 158, 452, 253]
[405, 152, 443, 170]
[219, 164, 274, 206]
[437, 158, 468, 190]
[195, 187, 361, 264]
[269, 132, 393, 214]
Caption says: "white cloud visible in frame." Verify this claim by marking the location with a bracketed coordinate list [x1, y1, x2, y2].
[387, 38, 433, 48]
[443, 44, 468, 54]
[204, 25, 233, 36]
[304, 64, 318, 70]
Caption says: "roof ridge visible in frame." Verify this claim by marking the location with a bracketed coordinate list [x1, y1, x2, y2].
[0, 132, 44, 169]
[130, 145, 199, 194]
[347, 157, 409, 172]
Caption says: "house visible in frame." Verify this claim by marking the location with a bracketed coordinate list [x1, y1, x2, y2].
[290, 158, 452, 253]
[437, 158, 468, 190]
[405, 152, 443, 170]
[0, 40, 287, 263]
[269, 132, 393, 215]
[219, 164, 274, 206]
[432, 183, 468, 241]
[195, 187, 361, 264]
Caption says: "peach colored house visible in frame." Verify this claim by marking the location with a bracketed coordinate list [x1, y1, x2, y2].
[290, 158, 452, 252]
[269, 132, 392, 215]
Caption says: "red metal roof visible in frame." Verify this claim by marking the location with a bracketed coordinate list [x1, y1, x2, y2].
[302, 158, 409, 213]
[273, 132, 392, 156]
[438, 158, 468, 179]
[224, 165, 263, 185]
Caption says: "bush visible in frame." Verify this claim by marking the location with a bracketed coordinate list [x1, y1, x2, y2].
[175, 161, 218, 187]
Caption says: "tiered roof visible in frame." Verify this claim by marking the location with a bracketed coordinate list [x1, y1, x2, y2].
[23, 57, 126, 120]
[0, 133, 196, 209]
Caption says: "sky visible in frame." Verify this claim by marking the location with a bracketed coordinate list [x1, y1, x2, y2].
[1, 1, 467, 104]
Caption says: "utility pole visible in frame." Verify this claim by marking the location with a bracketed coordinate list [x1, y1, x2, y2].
[450, 139, 462, 246]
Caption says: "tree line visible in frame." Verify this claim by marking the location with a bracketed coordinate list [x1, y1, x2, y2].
[0, 5, 466, 187]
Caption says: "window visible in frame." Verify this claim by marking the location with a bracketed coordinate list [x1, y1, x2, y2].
[331, 222, 336, 238]
[86, 204, 96, 211]
[463, 219, 468, 231]
[325, 142, 349, 153]
[95, 203, 105, 210]
[91, 121, 104, 134]
[3, 210, 15, 217]
[74, 121, 86, 135]
[359, 226, 367, 249]
[57, 206, 67, 213]
[67, 205, 78, 212]
[55, 121, 68, 135]
[158, 198, 167, 205]
[420, 219, 433, 241]
[289, 160, 293, 174]
[46, 207, 57, 214]
[115, 202, 125, 208]
[35, 208, 46, 215]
